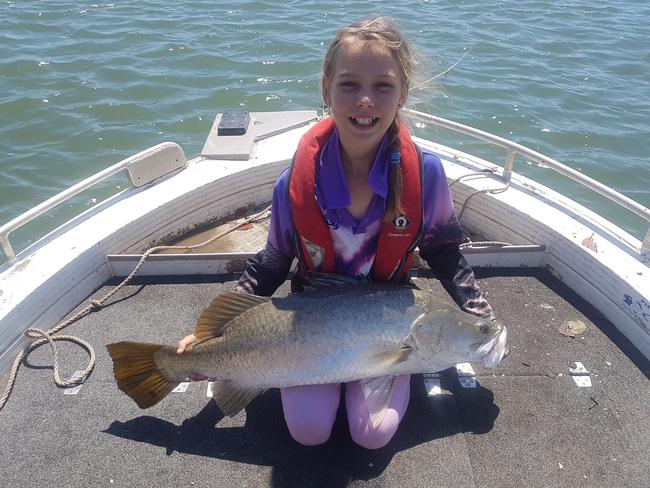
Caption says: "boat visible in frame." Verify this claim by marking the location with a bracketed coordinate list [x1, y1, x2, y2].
[1, 110, 648, 486]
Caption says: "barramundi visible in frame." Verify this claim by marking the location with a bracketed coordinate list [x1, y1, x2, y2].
[106, 281, 507, 426]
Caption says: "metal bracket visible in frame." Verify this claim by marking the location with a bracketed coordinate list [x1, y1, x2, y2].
[456, 362, 477, 388]
[569, 362, 592, 387]
[126, 142, 187, 187]
[502, 149, 516, 183]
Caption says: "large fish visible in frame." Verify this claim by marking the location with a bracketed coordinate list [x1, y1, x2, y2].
[106, 280, 507, 426]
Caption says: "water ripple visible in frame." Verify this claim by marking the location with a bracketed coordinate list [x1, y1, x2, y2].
[1, 0, 648, 250]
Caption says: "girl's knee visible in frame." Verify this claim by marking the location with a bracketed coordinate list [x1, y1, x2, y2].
[349, 406, 402, 449]
[286, 421, 334, 446]
[281, 384, 341, 446]
[350, 425, 396, 449]
[345, 375, 411, 449]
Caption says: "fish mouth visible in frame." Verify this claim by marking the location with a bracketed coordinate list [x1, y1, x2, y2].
[476, 326, 508, 368]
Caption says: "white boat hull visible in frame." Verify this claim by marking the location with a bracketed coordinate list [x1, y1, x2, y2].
[1, 111, 648, 375]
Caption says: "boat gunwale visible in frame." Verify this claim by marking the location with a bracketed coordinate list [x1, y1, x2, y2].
[404, 108, 650, 252]
[0, 111, 649, 376]
[1, 110, 648, 266]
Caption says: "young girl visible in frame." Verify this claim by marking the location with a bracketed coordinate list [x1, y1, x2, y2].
[177, 15, 493, 449]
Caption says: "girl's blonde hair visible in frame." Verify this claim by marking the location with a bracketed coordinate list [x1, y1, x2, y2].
[322, 15, 417, 222]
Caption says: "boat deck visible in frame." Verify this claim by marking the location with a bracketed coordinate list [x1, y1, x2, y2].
[1, 269, 649, 488]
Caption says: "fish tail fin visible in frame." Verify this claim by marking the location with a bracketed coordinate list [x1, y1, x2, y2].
[106, 341, 179, 409]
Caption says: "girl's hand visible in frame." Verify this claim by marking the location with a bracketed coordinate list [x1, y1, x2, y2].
[176, 334, 197, 354]
[176, 334, 209, 381]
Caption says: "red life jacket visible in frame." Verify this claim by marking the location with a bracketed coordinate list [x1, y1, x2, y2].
[288, 117, 423, 283]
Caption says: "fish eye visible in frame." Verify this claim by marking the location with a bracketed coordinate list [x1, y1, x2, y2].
[480, 324, 491, 334]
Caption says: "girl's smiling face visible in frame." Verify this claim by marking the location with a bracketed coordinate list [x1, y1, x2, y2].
[323, 39, 407, 160]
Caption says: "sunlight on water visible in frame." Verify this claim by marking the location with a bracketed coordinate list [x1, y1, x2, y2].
[0, 0, 648, 255]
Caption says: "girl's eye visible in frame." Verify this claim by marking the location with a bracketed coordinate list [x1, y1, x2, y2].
[337, 81, 395, 91]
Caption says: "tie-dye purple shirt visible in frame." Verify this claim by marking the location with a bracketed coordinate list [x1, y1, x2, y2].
[237, 128, 492, 318]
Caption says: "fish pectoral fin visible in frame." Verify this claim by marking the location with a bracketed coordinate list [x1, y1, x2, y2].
[369, 345, 413, 370]
[194, 292, 270, 342]
[360, 375, 399, 429]
[210, 380, 265, 417]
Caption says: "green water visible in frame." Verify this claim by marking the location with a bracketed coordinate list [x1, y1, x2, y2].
[1, 1, 649, 255]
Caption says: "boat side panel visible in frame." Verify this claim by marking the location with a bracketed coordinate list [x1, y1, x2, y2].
[0, 122, 315, 376]
[418, 137, 650, 358]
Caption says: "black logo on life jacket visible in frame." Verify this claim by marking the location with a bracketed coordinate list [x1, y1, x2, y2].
[392, 214, 410, 230]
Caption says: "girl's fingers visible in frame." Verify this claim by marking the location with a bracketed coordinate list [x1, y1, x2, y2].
[176, 334, 197, 354]
[175, 335, 208, 380]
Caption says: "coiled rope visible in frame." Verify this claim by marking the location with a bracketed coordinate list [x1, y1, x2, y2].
[0, 205, 271, 412]
[450, 169, 513, 247]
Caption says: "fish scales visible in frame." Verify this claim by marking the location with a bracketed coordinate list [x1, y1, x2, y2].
[158, 285, 475, 387]
[107, 282, 507, 414]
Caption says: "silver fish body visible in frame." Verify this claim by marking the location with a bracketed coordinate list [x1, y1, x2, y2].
[107, 282, 507, 422]
[156, 284, 504, 387]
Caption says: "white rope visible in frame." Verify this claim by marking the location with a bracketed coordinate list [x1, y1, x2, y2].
[450, 170, 513, 247]
[0, 205, 271, 412]
[457, 183, 510, 222]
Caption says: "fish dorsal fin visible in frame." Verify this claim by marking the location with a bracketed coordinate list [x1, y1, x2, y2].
[360, 375, 399, 429]
[210, 380, 265, 417]
[194, 291, 269, 342]
[302, 272, 364, 289]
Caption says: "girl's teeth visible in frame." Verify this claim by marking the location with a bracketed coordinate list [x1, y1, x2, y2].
[353, 117, 375, 126]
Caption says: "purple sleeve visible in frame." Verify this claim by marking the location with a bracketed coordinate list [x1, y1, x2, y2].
[235, 170, 295, 296]
[418, 151, 494, 319]
[267, 169, 296, 259]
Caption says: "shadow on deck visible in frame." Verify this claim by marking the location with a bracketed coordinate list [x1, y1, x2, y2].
[1, 268, 648, 487]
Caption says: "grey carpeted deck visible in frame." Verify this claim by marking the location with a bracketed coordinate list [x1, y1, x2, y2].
[1, 269, 648, 487]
